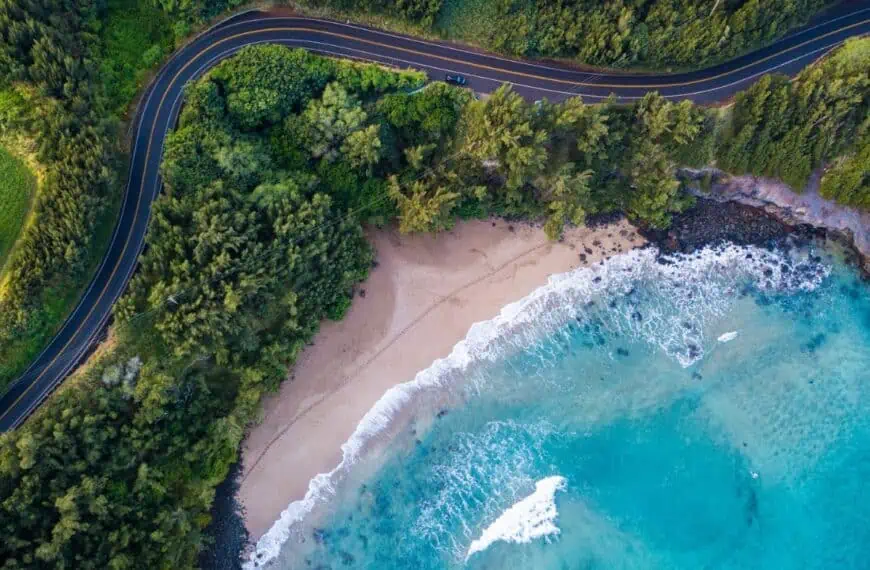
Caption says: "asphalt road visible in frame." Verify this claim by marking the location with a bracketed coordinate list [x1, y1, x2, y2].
[1, 3, 868, 431]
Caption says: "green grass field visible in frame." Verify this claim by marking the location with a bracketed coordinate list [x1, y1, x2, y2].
[0, 177, 121, 390]
[0, 145, 37, 271]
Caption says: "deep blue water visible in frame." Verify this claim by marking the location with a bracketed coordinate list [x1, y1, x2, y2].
[251, 240, 870, 569]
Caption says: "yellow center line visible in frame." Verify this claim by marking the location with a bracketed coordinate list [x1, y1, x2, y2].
[2, 15, 866, 424]
[237, 19, 867, 89]
[0, 32, 223, 422]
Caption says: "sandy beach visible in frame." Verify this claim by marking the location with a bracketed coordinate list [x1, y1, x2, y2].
[238, 218, 645, 540]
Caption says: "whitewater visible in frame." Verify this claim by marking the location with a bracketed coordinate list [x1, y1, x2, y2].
[466, 476, 567, 561]
[245, 238, 870, 569]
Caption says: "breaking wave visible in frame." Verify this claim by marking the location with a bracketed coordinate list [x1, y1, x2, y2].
[244, 242, 830, 568]
[466, 476, 567, 561]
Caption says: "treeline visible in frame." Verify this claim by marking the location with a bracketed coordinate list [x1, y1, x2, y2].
[0, 0, 258, 389]
[302, 0, 828, 69]
[145, 0, 247, 38]
[717, 38, 869, 200]
[0, 44, 706, 569]
[0, 0, 118, 388]
[0, 39, 867, 569]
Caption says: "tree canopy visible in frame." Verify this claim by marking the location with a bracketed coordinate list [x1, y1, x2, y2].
[1, 35, 867, 570]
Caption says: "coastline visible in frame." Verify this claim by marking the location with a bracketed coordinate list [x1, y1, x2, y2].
[237, 218, 646, 543]
[680, 169, 870, 276]
[219, 190, 864, 568]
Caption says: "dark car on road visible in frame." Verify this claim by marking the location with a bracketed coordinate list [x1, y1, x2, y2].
[445, 73, 467, 86]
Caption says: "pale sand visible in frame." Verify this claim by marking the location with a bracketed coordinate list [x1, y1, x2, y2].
[238, 218, 645, 539]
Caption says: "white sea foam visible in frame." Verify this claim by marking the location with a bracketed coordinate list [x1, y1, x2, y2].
[412, 419, 554, 556]
[718, 331, 739, 343]
[244, 242, 830, 568]
[465, 476, 567, 561]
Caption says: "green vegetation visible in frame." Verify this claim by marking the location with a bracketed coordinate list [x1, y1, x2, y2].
[0, 15, 866, 570]
[0, 0, 119, 390]
[299, 0, 829, 69]
[0, 0, 243, 389]
[820, 131, 869, 208]
[0, 0, 846, 393]
[0, 43, 708, 568]
[0, 145, 36, 269]
[99, 0, 175, 114]
[717, 38, 869, 193]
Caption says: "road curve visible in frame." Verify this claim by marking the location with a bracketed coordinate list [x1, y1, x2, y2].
[1, 3, 868, 430]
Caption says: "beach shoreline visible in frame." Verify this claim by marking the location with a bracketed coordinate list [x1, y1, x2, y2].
[237, 217, 646, 543]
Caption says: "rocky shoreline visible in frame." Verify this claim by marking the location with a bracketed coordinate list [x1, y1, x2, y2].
[199, 461, 248, 570]
[676, 168, 870, 276]
[202, 184, 868, 570]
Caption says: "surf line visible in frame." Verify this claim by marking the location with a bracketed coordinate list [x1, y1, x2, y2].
[466, 476, 568, 561]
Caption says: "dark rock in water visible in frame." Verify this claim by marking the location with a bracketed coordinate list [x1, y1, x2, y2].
[687, 343, 701, 358]
[801, 333, 827, 354]
[692, 371, 703, 381]
[339, 550, 355, 565]
[641, 199, 792, 255]
[593, 276, 602, 283]
[313, 528, 330, 545]
[609, 299, 618, 308]
[616, 347, 630, 357]
[436, 409, 449, 419]
[198, 461, 248, 570]
[631, 311, 643, 322]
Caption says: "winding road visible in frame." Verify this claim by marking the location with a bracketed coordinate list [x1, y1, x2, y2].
[0, 3, 868, 430]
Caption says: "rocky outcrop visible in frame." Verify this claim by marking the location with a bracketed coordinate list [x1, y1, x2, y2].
[679, 168, 870, 274]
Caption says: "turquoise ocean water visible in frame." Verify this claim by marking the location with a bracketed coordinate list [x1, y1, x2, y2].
[247, 239, 870, 570]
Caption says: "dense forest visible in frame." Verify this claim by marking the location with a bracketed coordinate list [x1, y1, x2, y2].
[0, 0, 243, 388]
[718, 37, 869, 189]
[0, 0, 118, 388]
[0, 43, 705, 568]
[303, 0, 829, 68]
[0, 0, 851, 388]
[2, 36, 868, 568]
